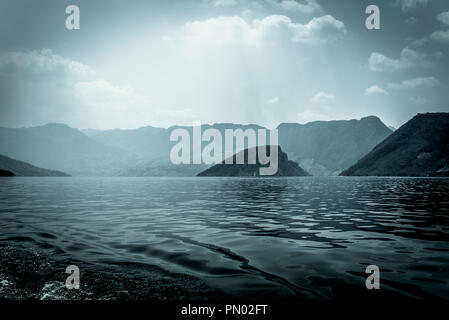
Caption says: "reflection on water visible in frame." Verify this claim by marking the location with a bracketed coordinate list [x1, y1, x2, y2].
[0, 177, 448, 300]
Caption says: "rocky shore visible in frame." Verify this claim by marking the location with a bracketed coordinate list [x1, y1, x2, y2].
[0, 242, 227, 300]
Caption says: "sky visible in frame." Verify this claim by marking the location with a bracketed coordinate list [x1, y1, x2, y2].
[0, 0, 448, 130]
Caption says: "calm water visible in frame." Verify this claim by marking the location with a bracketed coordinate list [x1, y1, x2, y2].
[1, 177, 448, 300]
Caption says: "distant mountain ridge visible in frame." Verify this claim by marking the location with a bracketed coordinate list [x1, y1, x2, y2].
[277, 116, 393, 175]
[0, 116, 393, 176]
[112, 123, 266, 176]
[0, 123, 131, 176]
[341, 113, 449, 176]
[0, 154, 70, 176]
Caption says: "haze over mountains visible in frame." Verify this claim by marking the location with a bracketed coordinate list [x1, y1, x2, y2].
[89, 124, 267, 176]
[0, 116, 395, 176]
[277, 116, 393, 175]
[0, 123, 134, 176]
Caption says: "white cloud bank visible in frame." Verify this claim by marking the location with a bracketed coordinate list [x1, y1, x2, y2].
[279, 0, 321, 13]
[430, 30, 449, 43]
[388, 76, 440, 89]
[437, 11, 449, 25]
[178, 14, 346, 47]
[0, 49, 143, 107]
[267, 97, 279, 104]
[365, 85, 388, 96]
[0, 48, 152, 129]
[310, 91, 335, 103]
[210, 0, 237, 7]
[0, 49, 95, 76]
[368, 47, 439, 72]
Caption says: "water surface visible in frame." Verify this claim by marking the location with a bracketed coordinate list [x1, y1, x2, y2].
[1, 177, 448, 300]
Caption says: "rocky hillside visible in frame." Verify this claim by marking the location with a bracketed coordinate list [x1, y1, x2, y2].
[197, 146, 309, 177]
[0, 155, 70, 176]
[340, 113, 449, 176]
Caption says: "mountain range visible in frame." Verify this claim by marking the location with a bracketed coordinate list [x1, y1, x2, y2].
[0, 123, 129, 176]
[277, 116, 393, 175]
[0, 116, 393, 176]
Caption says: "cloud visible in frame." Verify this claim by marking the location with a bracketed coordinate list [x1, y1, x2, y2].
[437, 11, 449, 25]
[405, 16, 418, 24]
[210, 0, 237, 7]
[289, 15, 346, 44]
[0, 49, 144, 108]
[365, 85, 388, 96]
[430, 30, 449, 42]
[410, 12, 449, 46]
[310, 91, 335, 103]
[160, 14, 344, 129]
[0, 48, 152, 129]
[0, 49, 95, 77]
[392, 0, 430, 12]
[409, 37, 429, 47]
[368, 47, 439, 72]
[267, 97, 279, 104]
[388, 76, 439, 89]
[279, 0, 321, 13]
[178, 14, 346, 47]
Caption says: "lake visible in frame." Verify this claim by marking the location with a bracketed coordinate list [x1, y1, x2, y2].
[0, 177, 448, 300]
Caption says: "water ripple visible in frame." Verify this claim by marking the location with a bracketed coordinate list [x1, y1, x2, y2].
[1, 176, 448, 299]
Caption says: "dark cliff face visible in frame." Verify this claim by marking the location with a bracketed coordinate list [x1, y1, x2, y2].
[197, 146, 309, 177]
[340, 113, 449, 177]
[0, 155, 70, 176]
[277, 116, 393, 176]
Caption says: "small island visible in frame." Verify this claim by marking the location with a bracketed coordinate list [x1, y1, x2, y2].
[197, 146, 309, 177]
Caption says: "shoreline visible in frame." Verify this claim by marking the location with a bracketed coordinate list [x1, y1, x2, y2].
[0, 242, 228, 300]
